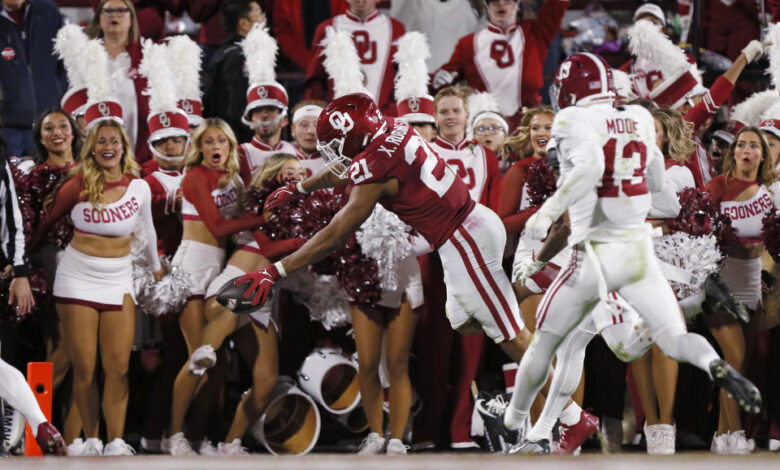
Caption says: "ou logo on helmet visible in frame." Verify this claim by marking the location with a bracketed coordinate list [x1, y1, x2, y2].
[329, 111, 354, 134]
[557, 61, 572, 81]
[98, 102, 111, 116]
[159, 114, 171, 128]
[408, 98, 420, 113]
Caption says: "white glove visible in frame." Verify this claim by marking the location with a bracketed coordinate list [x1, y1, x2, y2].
[432, 69, 456, 89]
[525, 211, 555, 240]
[512, 257, 546, 285]
[741, 40, 765, 63]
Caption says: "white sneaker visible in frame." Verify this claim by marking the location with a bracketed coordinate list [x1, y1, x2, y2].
[67, 438, 85, 456]
[645, 424, 675, 455]
[386, 438, 408, 455]
[188, 345, 217, 376]
[358, 432, 386, 455]
[769, 438, 780, 451]
[161, 432, 197, 456]
[103, 438, 135, 456]
[711, 432, 729, 454]
[727, 430, 755, 455]
[217, 439, 248, 455]
[198, 439, 219, 456]
[81, 437, 104, 456]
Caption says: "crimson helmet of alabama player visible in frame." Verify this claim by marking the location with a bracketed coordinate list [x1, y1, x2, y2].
[316, 93, 386, 178]
[550, 53, 616, 112]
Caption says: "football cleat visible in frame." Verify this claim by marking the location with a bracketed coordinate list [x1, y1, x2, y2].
[475, 391, 518, 453]
[702, 273, 749, 323]
[555, 410, 599, 455]
[507, 437, 551, 455]
[709, 359, 762, 414]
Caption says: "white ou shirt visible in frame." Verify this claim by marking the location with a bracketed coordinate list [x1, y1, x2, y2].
[108, 51, 138, 147]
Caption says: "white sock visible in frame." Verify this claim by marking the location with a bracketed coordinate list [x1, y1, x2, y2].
[526, 416, 556, 442]
[679, 291, 705, 319]
[559, 401, 582, 426]
[0, 359, 47, 436]
[504, 407, 528, 431]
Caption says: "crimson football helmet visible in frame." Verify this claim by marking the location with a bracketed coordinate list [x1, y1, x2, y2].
[316, 93, 386, 178]
[550, 53, 616, 112]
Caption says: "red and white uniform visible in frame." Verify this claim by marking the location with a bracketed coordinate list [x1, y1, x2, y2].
[348, 118, 522, 342]
[295, 145, 328, 177]
[705, 177, 780, 309]
[430, 136, 501, 209]
[435, 0, 568, 122]
[629, 56, 663, 100]
[175, 165, 264, 298]
[36, 175, 159, 310]
[238, 138, 299, 184]
[143, 169, 184, 257]
[305, 10, 405, 114]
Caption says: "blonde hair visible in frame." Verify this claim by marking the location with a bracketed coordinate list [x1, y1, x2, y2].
[250, 153, 300, 189]
[652, 108, 695, 164]
[500, 106, 554, 160]
[87, 0, 140, 41]
[186, 118, 244, 197]
[76, 120, 139, 207]
[434, 86, 468, 112]
[723, 127, 777, 186]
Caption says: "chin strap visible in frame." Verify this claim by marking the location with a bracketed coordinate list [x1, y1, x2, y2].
[242, 109, 287, 129]
[149, 135, 191, 163]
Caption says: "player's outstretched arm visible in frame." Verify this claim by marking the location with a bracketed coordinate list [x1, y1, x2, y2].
[264, 166, 350, 212]
[232, 181, 392, 307]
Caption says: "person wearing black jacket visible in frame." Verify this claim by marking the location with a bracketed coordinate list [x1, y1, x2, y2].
[0, 0, 67, 157]
[201, 0, 265, 144]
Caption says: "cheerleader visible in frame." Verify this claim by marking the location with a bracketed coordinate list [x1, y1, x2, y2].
[30, 119, 161, 456]
[162, 118, 265, 455]
[705, 127, 780, 454]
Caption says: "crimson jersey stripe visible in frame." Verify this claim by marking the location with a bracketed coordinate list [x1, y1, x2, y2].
[536, 246, 579, 330]
[457, 227, 521, 336]
[448, 232, 510, 340]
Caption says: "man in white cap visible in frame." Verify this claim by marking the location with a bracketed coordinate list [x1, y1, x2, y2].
[289, 100, 327, 176]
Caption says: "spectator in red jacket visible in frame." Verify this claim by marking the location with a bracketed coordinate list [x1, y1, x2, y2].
[304, 0, 405, 115]
[86, 0, 152, 163]
[432, 0, 568, 129]
[273, 0, 348, 72]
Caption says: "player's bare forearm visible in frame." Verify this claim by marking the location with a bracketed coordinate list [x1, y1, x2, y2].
[300, 166, 349, 193]
[277, 183, 385, 274]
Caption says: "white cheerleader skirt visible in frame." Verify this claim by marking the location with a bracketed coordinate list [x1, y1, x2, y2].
[53, 245, 134, 311]
[721, 256, 763, 311]
[171, 240, 225, 299]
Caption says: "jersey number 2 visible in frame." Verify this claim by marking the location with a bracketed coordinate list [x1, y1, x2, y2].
[406, 138, 456, 197]
[350, 159, 374, 185]
[598, 138, 648, 198]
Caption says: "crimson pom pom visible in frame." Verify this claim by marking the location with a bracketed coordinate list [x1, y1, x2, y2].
[666, 187, 736, 256]
[12, 165, 73, 249]
[525, 158, 556, 207]
[247, 181, 381, 304]
[763, 210, 780, 263]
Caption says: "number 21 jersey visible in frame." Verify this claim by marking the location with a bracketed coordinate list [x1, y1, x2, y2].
[348, 119, 475, 248]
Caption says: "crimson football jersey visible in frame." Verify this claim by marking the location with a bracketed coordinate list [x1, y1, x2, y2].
[347, 119, 475, 248]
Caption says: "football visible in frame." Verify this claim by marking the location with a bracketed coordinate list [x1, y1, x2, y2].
[215, 277, 261, 315]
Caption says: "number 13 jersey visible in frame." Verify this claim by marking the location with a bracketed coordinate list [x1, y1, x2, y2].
[348, 119, 475, 248]
[553, 104, 664, 243]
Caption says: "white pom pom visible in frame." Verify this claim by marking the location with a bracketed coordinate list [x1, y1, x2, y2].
[54, 24, 90, 89]
[278, 271, 352, 330]
[321, 26, 370, 98]
[653, 233, 722, 299]
[83, 39, 114, 103]
[612, 69, 636, 100]
[240, 23, 278, 85]
[628, 20, 697, 81]
[166, 35, 203, 101]
[393, 32, 431, 101]
[139, 39, 179, 115]
[731, 90, 780, 127]
[356, 205, 413, 291]
[766, 23, 780, 89]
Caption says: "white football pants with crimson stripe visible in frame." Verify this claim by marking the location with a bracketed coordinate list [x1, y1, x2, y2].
[438, 203, 524, 343]
[508, 236, 720, 422]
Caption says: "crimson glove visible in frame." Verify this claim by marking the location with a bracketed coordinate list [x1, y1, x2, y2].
[264, 182, 305, 212]
[235, 262, 285, 306]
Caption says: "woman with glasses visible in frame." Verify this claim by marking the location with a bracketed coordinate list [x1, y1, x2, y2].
[86, 0, 152, 163]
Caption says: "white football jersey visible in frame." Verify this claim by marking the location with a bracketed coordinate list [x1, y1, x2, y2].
[552, 103, 664, 243]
